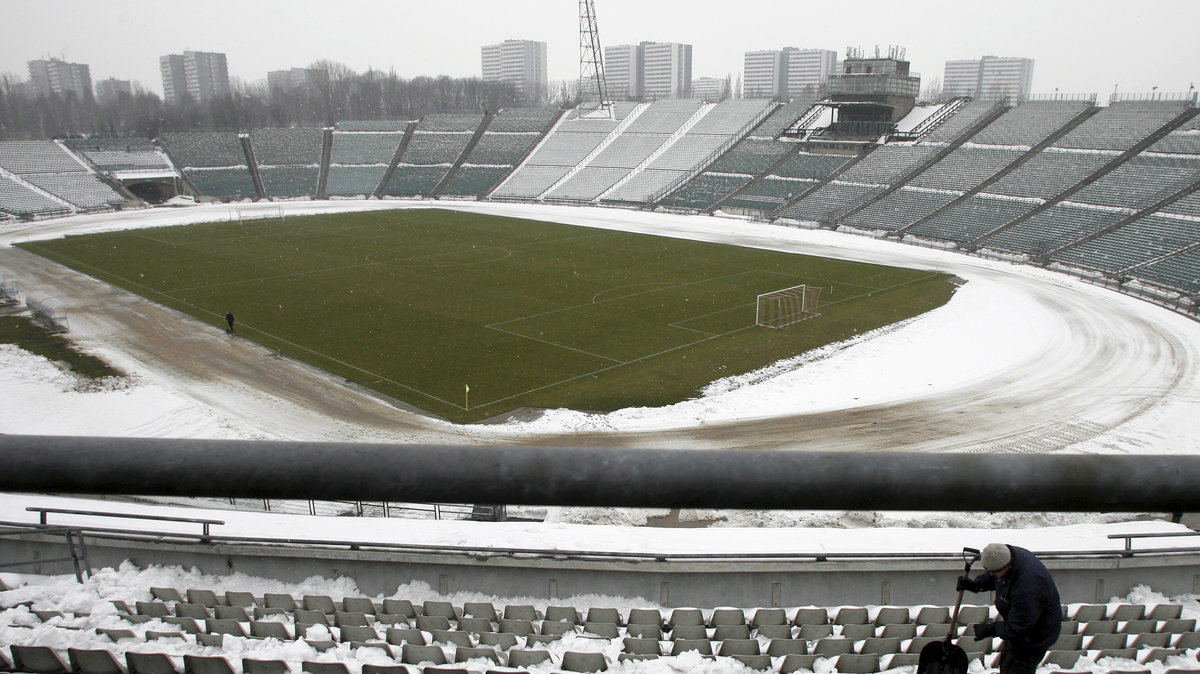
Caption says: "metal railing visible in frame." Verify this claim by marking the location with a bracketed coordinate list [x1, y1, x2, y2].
[0, 524, 92, 581]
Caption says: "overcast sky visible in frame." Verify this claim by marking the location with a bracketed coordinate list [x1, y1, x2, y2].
[2, 0, 1197, 99]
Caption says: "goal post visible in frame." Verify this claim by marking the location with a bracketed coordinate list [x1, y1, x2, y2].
[756, 284, 823, 329]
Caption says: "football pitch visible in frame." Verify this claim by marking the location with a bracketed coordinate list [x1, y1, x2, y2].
[19, 208, 957, 423]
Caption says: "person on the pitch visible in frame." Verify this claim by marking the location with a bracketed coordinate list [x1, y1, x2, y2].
[957, 543, 1061, 674]
[225, 311, 235, 334]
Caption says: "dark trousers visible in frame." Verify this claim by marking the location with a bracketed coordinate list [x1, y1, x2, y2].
[996, 646, 1045, 674]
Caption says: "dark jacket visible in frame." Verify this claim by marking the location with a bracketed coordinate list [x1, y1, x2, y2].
[964, 545, 1061, 656]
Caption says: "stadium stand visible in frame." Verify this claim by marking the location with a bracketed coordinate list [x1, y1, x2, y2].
[160, 133, 256, 201]
[0, 173, 73, 218]
[0, 141, 126, 214]
[248, 129, 324, 198]
[382, 114, 484, 198]
[1054, 100, 1195, 151]
[325, 130, 405, 197]
[967, 100, 1094, 147]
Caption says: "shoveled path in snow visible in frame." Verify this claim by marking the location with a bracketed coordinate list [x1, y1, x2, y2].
[2, 201, 1197, 454]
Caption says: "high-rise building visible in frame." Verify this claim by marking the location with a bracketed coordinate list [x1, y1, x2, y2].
[641, 42, 692, 99]
[605, 44, 644, 100]
[743, 50, 784, 99]
[783, 48, 837, 98]
[27, 58, 92, 98]
[480, 39, 548, 102]
[160, 51, 230, 104]
[943, 55, 1034, 102]
[691, 77, 726, 101]
[742, 48, 836, 99]
[95, 78, 132, 104]
[268, 68, 318, 95]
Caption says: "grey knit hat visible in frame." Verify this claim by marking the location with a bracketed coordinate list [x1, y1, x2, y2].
[982, 543, 1012, 571]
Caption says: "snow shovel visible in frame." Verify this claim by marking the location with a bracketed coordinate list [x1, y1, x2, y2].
[917, 547, 980, 674]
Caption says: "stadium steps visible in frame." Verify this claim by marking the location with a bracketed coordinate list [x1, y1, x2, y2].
[431, 113, 494, 197]
[537, 103, 650, 200]
[372, 121, 417, 198]
[894, 104, 1101, 239]
[970, 105, 1200, 248]
[596, 104, 714, 203]
[314, 129, 335, 199]
[831, 101, 1011, 226]
[1050, 178, 1200, 270]
[239, 135, 266, 200]
[708, 142, 815, 214]
[766, 148, 880, 222]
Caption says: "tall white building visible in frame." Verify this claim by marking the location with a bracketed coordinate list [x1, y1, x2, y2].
[605, 44, 643, 100]
[641, 42, 692, 99]
[27, 58, 92, 98]
[943, 55, 1034, 102]
[742, 48, 836, 99]
[480, 39, 548, 103]
[95, 78, 132, 104]
[691, 77, 726, 100]
[783, 48, 837, 98]
[268, 68, 318, 95]
[160, 51, 229, 104]
[743, 50, 784, 99]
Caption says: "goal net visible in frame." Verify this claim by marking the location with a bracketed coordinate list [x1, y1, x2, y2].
[756, 284, 823, 329]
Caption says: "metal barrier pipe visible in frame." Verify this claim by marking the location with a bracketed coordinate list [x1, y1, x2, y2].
[0, 435, 1198, 512]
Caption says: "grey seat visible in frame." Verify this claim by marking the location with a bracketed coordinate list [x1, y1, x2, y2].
[429, 629, 471, 647]
[10, 648, 65, 674]
[461, 602, 498, 621]
[668, 608, 704, 627]
[456, 617, 495, 634]
[1041, 650, 1087, 669]
[186, 590, 221, 608]
[414, 615, 452, 631]
[340, 625, 380, 643]
[399, 644, 447, 666]
[586, 607, 623, 626]
[1095, 648, 1138, 662]
[422, 601, 458, 619]
[669, 624, 707, 640]
[136, 601, 170, 618]
[540, 619, 578, 636]
[755, 624, 792, 639]
[799, 624, 834, 640]
[241, 659, 290, 674]
[206, 618, 246, 637]
[1088, 633, 1127, 650]
[836, 653, 881, 674]
[1148, 604, 1183, 621]
[767, 638, 809, 657]
[250, 621, 292, 640]
[956, 606, 990, 625]
[1083, 620, 1118, 635]
[709, 608, 746, 627]
[732, 654, 772, 670]
[792, 607, 829, 626]
[1120, 619, 1157, 634]
[498, 618, 534, 636]
[175, 603, 210, 619]
[1140, 648, 1185, 664]
[583, 621, 620, 638]
[779, 654, 822, 674]
[1161, 619, 1196, 633]
[385, 627, 426, 646]
[859, 637, 903, 655]
[1110, 604, 1145, 622]
[622, 637, 661, 655]
[1073, 604, 1108, 622]
[225, 591, 257, 607]
[341, 597, 377, 615]
[841, 623, 876, 640]
[183, 656, 235, 674]
[670, 638, 713, 655]
[561, 651, 608, 673]
[300, 663, 348, 674]
[907, 636, 941, 653]
[453, 646, 500, 665]
[68, 649, 124, 674]
[881, 623, 917, 639]
[915, 606, 950, 625]
[360, 666, 408, 674]
[834, 608, 870, 625]
[506, 650, 552, 668]
[1174, 632, 1200, 648]
[213, 605, 250, 621]
[717, 638, 760, 656]
[874, 607, 911, 626]
[381, 599, 417, 618]
[751, 607, 786, 627]
[921, 623, 952, 638]
[627, 608, 663, 627]
[1051, 633, 1084, 650]
[545, 605, 581, 624]
[1131, 633, 1172, 649]
[97, 628, 138, 642]
[502, 604, 539, 621]
[293, 609, 329, 626]
[712, 624, 750, 640]
[333, 611, 370, 627]
[813, 638, 856, 656]
[151, 587, 185, 603]
[162, 617, 201, 634]
[477, 632, 518, 650]
[126, 652, 180, 674]
[263, 594, 298, 611]
[626, 623, 662, 639]
[303, 596, 337, 614]
[146, 631, 187, 641]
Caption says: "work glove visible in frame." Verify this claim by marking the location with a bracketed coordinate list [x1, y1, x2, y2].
[955, 577, 978, 592]
[973, 622, 997, 640]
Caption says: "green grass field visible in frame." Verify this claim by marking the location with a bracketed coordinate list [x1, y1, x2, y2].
[19, 208, 957, 422]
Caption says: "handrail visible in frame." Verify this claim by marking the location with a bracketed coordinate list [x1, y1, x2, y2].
[28, 506, 224, 538]
[2, 519, 1197, 566]
[0, 523, 92, 581]
[1107, 530, 1200, 557]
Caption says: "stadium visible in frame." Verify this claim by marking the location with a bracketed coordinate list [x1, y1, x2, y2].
[2, 4, 1200, 674]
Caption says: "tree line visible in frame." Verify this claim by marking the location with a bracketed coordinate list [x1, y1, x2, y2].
[0, 61, 578, 141]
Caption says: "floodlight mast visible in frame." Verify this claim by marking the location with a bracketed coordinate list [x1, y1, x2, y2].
[578, 0, 611, 116]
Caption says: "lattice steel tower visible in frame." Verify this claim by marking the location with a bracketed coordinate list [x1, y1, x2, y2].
[578, 0, 610, 114]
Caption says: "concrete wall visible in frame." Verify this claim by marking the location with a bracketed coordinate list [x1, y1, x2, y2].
[4, 533, 1198, 608]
